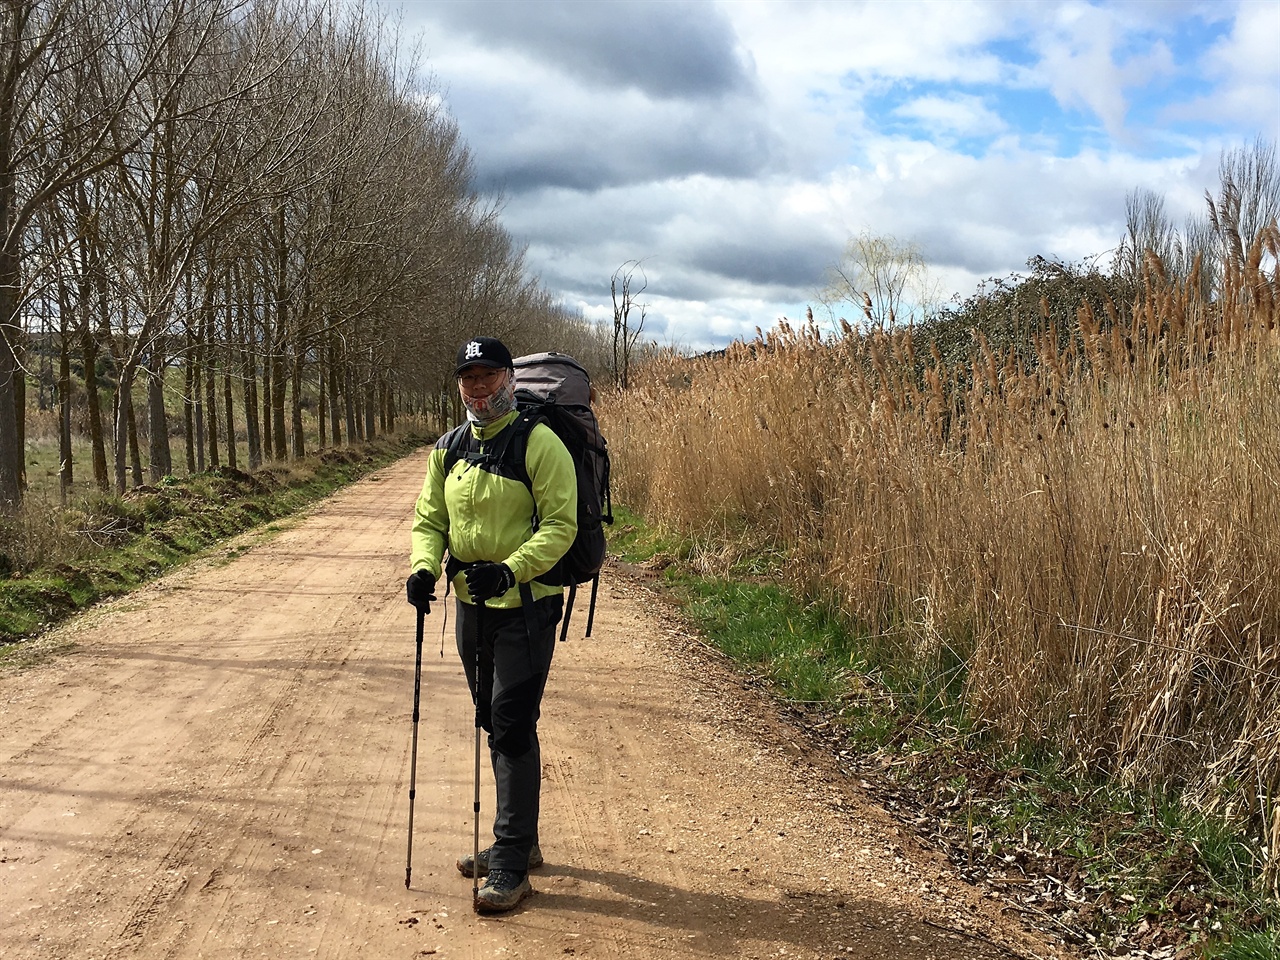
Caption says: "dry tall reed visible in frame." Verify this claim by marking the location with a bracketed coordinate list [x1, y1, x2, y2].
[599, 231, 1280, 889]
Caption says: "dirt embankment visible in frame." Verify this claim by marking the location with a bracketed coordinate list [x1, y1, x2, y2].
[0, 453, 1075, 960]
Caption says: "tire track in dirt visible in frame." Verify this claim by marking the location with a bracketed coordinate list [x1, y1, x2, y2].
[128, 506, 416, 960]
[103, 578, 360, 954]
[0, 453, 1076, 960]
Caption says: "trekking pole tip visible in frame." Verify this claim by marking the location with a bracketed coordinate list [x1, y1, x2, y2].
[405, 868, 411, 889]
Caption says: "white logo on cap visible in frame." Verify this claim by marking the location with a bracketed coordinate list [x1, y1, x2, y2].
[465, 340, 483, 360]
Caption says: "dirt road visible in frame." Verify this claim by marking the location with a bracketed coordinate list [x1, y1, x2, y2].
[0, 453, 1073, 960]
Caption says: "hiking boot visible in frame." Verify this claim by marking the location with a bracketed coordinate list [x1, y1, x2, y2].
[473, 869, 531, 913]
[456, 843, 543, 879]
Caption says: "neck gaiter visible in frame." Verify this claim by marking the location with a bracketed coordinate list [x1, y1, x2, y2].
[462, 372, 516, 424]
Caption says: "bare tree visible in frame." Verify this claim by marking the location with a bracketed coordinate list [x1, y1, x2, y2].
[1127, 139, 1278, 300]
[611, 259, 647, 390]
[819, 232, 941, 329]
[1208, 137, 1280, 280]
[1116, 187, 1179, 283]
[1213, 138, 1280, 253]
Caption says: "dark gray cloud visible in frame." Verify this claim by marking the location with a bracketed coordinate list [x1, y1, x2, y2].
[414, 0, 756, 101]
[918, 226, 1028, 276]
[433, 51, 776, 194]
[467, 111, 776, 194]
[690, 238, 833, 291]
[392, 1, 777, 196]
[639, 261, 818, 306]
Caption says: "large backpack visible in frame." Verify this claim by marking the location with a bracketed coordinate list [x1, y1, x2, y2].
[442, 352, 612, 640]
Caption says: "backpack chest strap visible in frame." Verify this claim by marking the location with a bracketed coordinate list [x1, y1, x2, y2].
[443, 415, 538, 489]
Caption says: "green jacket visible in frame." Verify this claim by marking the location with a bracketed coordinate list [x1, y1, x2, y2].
[410, 410, 578, 608]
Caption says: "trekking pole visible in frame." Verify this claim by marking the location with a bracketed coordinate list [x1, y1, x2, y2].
[472, 599, 485, 901]
[405, 604, 426, 889]
[584, 574, 600, 638]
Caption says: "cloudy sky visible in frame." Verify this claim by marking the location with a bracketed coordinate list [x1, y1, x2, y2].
[388, 0, 1280, 351]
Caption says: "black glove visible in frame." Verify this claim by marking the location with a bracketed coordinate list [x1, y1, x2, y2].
[406, 569, 437, 610]
[463, 562, 515, 603]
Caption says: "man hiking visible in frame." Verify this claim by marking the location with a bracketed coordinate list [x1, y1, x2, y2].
[406, 336, 578, 913]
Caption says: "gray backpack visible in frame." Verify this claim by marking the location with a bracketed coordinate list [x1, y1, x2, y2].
[444, 352, 612, 639]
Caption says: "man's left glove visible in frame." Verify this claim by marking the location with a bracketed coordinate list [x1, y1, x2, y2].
[463, 562, 516, 603]
[406, 569, 437, 611]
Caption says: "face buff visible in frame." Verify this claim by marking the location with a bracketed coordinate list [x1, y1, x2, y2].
[462, 372, 517, 424]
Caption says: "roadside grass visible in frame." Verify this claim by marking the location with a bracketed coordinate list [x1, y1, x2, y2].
[608, 505, 1280, 958]
[0, 434, 428, 656]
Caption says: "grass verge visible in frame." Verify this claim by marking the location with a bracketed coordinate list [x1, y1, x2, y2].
[0, 434, 427, 656]
[608, 506, 1279, 959]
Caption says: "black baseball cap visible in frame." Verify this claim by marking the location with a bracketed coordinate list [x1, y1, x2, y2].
[455, 337, 513, 375]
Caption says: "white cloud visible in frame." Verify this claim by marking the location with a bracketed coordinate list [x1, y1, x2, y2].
[1204, 0, 1280, 83]
[894, 94, 1009, 138]
[1031, 3, 1133, 134]
[647, 294, 802, 352]
[1169, 0, 1280, 136]
[728, 0, 1013, 88]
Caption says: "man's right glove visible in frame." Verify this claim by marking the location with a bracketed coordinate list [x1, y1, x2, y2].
[463, 562, 515, 603]
[406, 569, 437, 611]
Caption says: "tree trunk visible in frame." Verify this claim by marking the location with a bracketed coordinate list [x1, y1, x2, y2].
[113, 366, 137, 494]
[82, 322, 108, 490]
[193, 335, 205, 473]
[260, 339, 272, 457]
[14, 326, 25, 479]
[147, 347, 171, 482]
[344, 365, 356, 443]
[363, 374, 375, 441]
[58, 302, 72, 504]
[204, 304, 219, 469]
[271, 207, 288, 459]
[205, 359, 218, 468]
[236, 271, 261, 470]
[0, 10, 22, 509]
[87, 261, 111, 490]
[271, 346, 287, 459]
[290, 347, 304, 459]
[0, 251, 23, 507]
[112, 381, 125, 494]
[128, 386, 143, 488]
[242, 340, 262, 470]
[317, 355, 326, 449]
[183, 320, 197, 473]
[223, 369, 236, 469]
[327, 334, 341, 445]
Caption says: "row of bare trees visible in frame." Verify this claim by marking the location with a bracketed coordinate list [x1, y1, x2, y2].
[1116, 138, 1279, 296]
[1, 0, 603, 509]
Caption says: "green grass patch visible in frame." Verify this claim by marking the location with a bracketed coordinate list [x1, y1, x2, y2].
[679, 577, 863, 705]
[1212, 929, 1280, 960]
[608, 504, 696, 565]
[0, 434, 427, 655]
[609, 503, 1279, 957]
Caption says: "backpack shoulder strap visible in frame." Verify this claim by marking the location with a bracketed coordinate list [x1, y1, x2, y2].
[506, 410, 545, 492]
[441, 423, 471, 475]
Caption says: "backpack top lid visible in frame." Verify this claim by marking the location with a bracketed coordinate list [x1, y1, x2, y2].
[513, 352, 592, 407]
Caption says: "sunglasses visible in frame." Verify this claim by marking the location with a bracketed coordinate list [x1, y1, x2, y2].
[459, 368, 504, 388]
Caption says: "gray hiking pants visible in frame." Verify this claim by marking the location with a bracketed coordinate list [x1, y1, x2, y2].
[456, 593, 561, 874]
